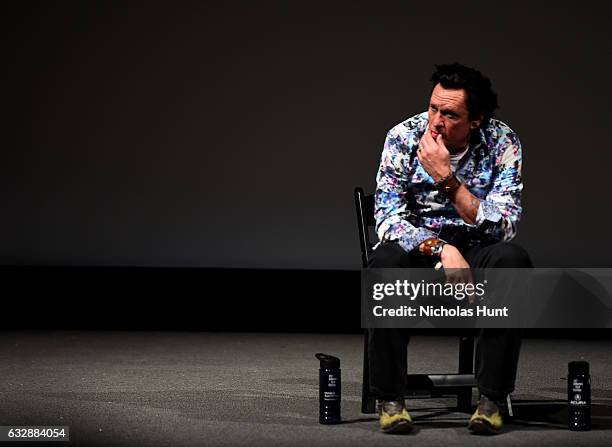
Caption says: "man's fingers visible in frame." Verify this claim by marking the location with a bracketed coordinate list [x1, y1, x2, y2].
[424, 129, 435, 145]
[417, 143, 431, 167]
[418, 137, 428, 154]
[421, 134, 433, 152]
[444, 268, 475, 303]
[421, 131, 448, 156]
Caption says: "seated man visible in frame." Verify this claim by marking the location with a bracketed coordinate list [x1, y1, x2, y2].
[369, 63, 533, 435]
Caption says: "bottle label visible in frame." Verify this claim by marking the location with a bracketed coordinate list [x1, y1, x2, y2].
[320, 371, 341, 402]
[570, 393, 587, 405]
[572, 378, 583, 390]
[324, 391, 340, 400]
[569, 378, 589, 406]
[328, 374, 337, 387]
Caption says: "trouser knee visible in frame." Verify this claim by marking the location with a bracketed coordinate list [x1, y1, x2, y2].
[368, 242, 406, 268]
[488, 242, 533, 268]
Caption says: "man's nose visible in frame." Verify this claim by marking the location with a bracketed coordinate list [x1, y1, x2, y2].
[432, 113, 444, 128]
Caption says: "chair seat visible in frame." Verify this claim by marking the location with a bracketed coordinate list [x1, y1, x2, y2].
[404, 373, 476, 397]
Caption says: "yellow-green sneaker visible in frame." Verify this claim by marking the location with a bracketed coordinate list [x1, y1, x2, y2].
[468, 396, 504, 435]
[379, 400, 413, 434]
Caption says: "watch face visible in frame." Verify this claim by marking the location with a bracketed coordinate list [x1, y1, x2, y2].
[432, 244, 443, 256]
[435, 240, 448, 256]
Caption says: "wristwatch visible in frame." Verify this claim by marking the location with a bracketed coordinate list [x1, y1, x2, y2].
[437, 173, 462, 199]
[430, 240, 446, 258]
[420, 238, 446, 258]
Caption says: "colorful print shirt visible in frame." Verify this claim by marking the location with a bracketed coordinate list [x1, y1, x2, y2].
[375, 112, 523, 253]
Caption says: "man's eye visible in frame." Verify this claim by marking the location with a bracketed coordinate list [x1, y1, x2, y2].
[430, 106, 437, 112]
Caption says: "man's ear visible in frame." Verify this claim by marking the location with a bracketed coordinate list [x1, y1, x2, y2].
[470, 112, 484, 130]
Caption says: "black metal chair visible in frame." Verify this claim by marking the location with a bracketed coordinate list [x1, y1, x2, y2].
[355, 187, 476, 414]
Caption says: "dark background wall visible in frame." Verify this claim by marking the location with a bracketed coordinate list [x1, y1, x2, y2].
[4, 0, 612, 270]
[2, 2, 612, 333]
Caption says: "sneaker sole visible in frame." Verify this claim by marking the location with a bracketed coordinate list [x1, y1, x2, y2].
[382, 419, 413, 434]
[468, 419, 501, 435]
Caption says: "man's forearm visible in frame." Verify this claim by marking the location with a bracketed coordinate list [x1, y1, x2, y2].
[435, 172, 479, 225]
[449, 183, 479, 225]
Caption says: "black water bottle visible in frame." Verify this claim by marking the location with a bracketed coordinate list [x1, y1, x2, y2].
[316, 353, 341, 424]
[568, 361, 591, 431]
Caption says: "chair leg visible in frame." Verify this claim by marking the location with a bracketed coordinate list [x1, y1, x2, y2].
[458, 334, 474, 374]
[457, 334, 475, 412]
[505, 394, 514, 420]
[457, 389, 473, 413]
[361, 331, 376, 414]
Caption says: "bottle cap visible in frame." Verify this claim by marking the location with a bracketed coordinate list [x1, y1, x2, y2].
[569, 361, 589, 375]
[315, 353, 340, 369]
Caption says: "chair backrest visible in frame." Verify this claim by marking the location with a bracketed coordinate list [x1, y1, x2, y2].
[354, 187, 377, 268]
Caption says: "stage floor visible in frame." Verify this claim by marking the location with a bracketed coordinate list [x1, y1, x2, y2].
[0, 332, 610, 446]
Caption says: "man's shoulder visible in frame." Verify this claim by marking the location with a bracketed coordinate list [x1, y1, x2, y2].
[482, 118, 521, 149]
[387, 112, 428, 140]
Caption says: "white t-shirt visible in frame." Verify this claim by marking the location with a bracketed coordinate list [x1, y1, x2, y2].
[449, 145, 470, 172]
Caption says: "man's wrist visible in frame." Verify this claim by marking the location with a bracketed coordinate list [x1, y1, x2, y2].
[433, 169, 453, 184]
[419, 238, 446, 258]
[436, 173, 462, 200]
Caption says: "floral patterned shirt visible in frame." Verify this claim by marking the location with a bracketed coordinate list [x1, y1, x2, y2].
[375, 112, 523, 253]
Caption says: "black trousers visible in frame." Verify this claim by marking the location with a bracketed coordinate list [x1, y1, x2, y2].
[368, 241, 533, 401]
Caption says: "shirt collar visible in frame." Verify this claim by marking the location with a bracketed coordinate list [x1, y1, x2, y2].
[470, 125, 490, 158]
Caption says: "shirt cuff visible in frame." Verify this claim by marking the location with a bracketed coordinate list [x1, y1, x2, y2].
[397, 227, 438, 253]
[475, 200, 503, 227]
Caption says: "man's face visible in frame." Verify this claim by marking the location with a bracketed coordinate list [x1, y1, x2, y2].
[427, 83, 482, 151]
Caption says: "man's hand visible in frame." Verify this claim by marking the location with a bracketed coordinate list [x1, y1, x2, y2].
[418, 131, 479, 224]
[440, 244, 476, 304]
[417, 131, 451, 182]
[440, 244, 469, 269]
